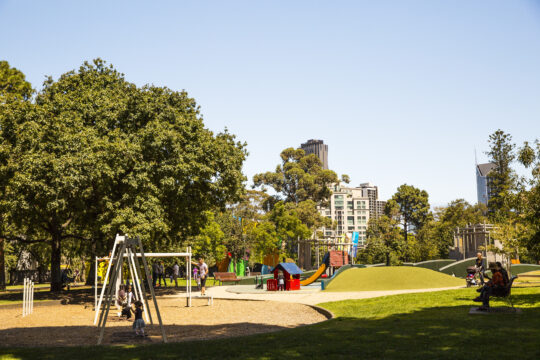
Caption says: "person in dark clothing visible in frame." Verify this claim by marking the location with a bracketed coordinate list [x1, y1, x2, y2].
[152, 261, 160, 287]
[496, 261, 509, 286]
[475, 252, 485, 285]
[158, 261, 167, 287]
[131, 301, 145, 336]
[474, 262, 505, 311]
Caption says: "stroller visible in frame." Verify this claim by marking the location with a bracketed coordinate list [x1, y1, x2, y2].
[466, 266, 480, 287]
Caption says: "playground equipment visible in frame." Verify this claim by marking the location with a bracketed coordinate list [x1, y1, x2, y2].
[22, 277, 34, 317]
[94, 241, 193, 319]
[95, 234, 169, 344]
[300, 252, 330, 286]
[267, 263, 303, 291]
[299, 250, 349, 286]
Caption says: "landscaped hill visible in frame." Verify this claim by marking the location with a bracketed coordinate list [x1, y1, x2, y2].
[325, 266, 464, 292]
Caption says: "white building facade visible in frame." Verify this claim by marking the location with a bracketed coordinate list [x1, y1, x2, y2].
[319, 183, 371, 246]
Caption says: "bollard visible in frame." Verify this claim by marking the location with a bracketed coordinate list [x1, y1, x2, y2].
[22, 277, 34, 317]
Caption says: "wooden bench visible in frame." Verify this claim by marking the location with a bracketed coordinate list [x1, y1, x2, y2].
[213, 272, 241, 286]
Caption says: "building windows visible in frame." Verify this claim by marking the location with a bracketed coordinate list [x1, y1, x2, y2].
[347, 216, 354, 225]
[347, 201, 353, 210]
[356, 201, 366, 210]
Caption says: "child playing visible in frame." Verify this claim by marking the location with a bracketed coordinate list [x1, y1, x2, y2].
[131, 301, 146, 337]
[194, 267, 200, 291]
[277, 271, 285, 291]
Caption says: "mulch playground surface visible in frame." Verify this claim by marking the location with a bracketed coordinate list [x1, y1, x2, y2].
[0, 288, 327, 347]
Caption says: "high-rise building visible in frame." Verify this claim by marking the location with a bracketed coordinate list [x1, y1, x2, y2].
[358, 183, 386, 219]
[476, 163, 496, 205]
[319, 183, 370, 246]
[300, 139, 328, 170]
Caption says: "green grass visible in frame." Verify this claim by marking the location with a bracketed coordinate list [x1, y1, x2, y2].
[325, 266, 464, 291]
[4, 284, 51, 291]
[1, 286, 539, 359]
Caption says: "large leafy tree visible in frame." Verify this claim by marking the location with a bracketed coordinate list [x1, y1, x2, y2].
[252, 148, 338, 258]
[420, 199, 487, 258]
[253, 148, 339, 206]
[386, 184, 432, 243]
[364, 210, 403, 266]
[0, 59, 247, 291]
[0, 61, 33, 102]
[0, 60, 34, 290]
[486, 129, 516, 220]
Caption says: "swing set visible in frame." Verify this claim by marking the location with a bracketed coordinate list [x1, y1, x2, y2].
[94, 234, 193, 345]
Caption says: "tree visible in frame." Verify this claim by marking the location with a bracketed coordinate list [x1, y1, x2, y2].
[364, 210, 403, 266]
[253, 148, 339, 259]
[0, 60, 34, 290]
[253, 148, 338, 206]
[517, 140, 540, 262]
[0, 59, 247, 291]
[386, 184, 432, 244]
[189, 212, 226, 265]
[486, 129, 516, 220]
[0, 61, 33, 102]
[424, 199, 487, 257]
[253, 202, 311, 259]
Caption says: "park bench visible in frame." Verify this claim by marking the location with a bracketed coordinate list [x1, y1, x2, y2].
[213, 272, 241, 286]
[493, 275, 518, 309]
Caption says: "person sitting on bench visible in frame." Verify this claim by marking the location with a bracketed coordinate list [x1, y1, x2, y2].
[496, 261, 509, 286]
[474, 262, 505, 311]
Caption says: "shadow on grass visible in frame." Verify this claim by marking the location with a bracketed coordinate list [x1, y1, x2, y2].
[456, 292, 540, 306]
[1, 299, 539, 360]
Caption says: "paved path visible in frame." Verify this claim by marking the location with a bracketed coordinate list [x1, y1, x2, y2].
[197, 285, 464, 306]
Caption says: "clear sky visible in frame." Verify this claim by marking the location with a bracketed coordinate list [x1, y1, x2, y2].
[1, 1, 539, 206]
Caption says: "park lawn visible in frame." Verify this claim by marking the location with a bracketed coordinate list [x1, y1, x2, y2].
[325, 266, 464, 291]
[1, 287, 539, 360]
[515, 270, 540, 287]
[4, 284, 51, 291]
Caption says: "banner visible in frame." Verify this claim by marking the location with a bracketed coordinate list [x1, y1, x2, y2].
[351, 231, 359, 258]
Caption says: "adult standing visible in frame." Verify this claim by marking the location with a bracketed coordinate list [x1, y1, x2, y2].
[172, 262, 180, 288]
[475, 252, 485, 285]
[158, 261, 167, 287]
[198, 258, 208, 296]
[152, 261, 160, 288]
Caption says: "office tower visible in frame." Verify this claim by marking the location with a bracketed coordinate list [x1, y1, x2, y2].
[476, 163, 496, 205]
[300, 139, 329, 170]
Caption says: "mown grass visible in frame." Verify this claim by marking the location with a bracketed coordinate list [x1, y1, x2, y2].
[1, 286, 539, 360]
[325, 266, 464, 291]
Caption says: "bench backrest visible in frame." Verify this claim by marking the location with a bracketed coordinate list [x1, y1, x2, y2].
[214, 272, 237, 280]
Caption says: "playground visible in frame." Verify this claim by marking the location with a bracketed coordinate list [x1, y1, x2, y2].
[2, 245, 540, 358]
[0, 296, 327, 347]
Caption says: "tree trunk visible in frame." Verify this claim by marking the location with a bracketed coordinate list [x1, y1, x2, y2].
[0, 237, 5, 291]
[50, 233, 62, 292]
[385, 252, 390, 266]
[85, 241, 97, 286]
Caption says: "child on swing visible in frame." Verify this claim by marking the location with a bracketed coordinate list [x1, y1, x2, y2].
[131, 301, 146, 337]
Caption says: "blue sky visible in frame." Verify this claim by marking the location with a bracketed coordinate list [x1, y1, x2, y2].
[1, 1, 539, 206]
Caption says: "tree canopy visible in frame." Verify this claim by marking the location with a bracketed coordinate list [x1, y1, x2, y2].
[0, 59, 247, 290]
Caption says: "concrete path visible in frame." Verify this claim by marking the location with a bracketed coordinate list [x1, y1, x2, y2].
[198, 285, 464, 306]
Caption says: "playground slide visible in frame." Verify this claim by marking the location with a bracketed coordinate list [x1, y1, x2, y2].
[300, 252, 330, 286]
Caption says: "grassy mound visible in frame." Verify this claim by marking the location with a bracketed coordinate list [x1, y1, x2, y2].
[325, 266, 464, 291]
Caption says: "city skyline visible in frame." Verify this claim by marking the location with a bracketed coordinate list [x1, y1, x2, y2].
[1, 1, 539, 206]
